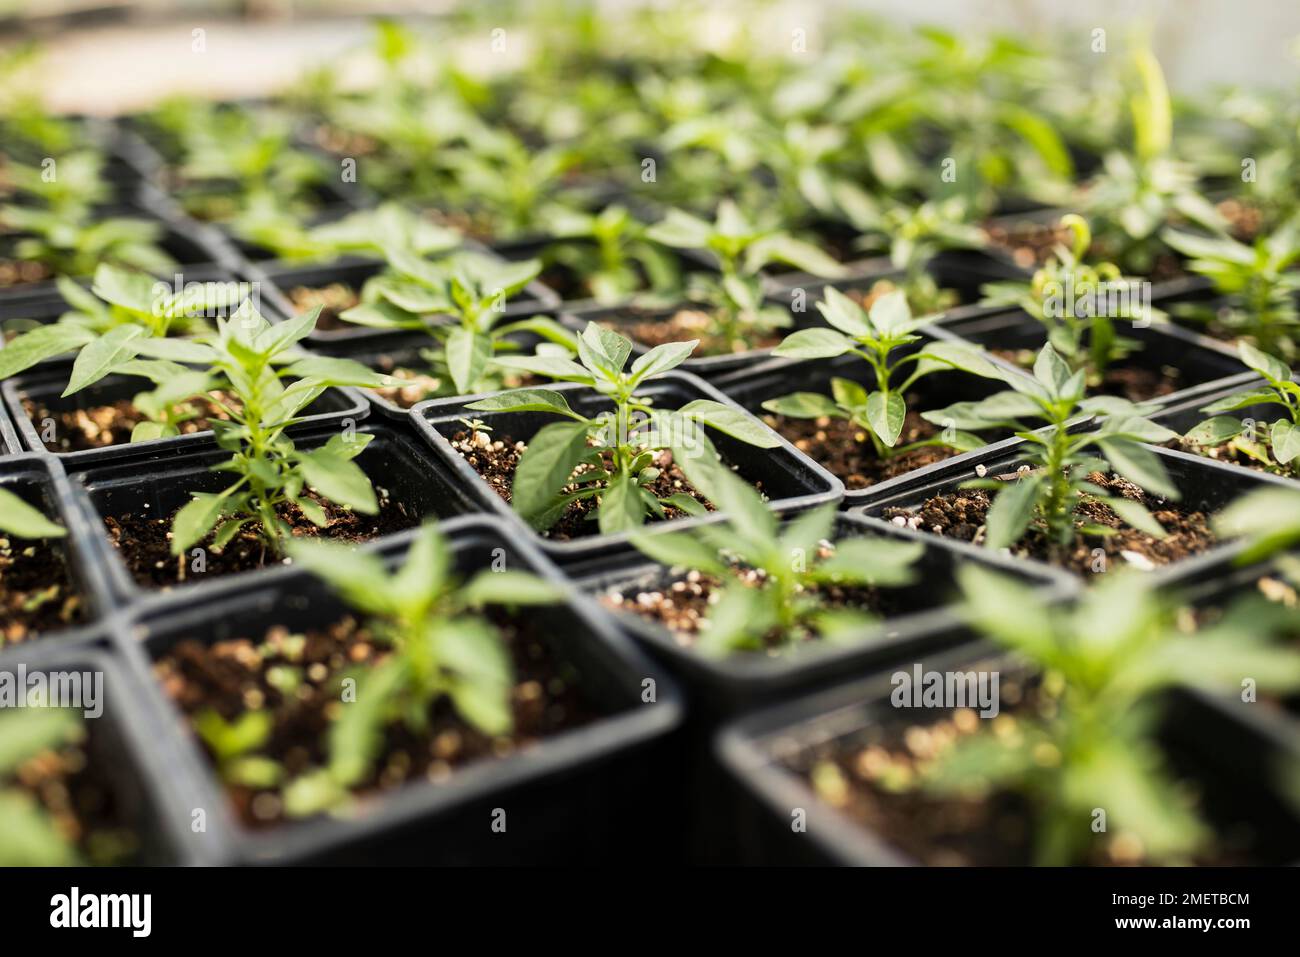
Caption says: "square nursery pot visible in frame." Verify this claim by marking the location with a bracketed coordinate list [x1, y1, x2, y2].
[0, 205, 231, 308]
[561, 294, 832, 380]
[715, 644, 1300, 865]
[70, 419, 470, 605]
[118, 514, 685, 865]
[573, 511, 1075, 720]
[0, 454, 113, 647]
[309, 316, 567, 419]
[254, 248, 561, 348]
[709, 339, 1030, 507]
[0, 639, 207, 865]
[1148, 376, 1300, 488]
[937, 308, 1253, 409]
[3, 364, 371, 469]
[412, 370, 844, 569]
[854, 438, 1298, 585]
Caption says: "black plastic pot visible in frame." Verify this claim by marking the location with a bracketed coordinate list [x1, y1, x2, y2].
[412, 370, 844, 568]
[572, 512, 1075, 719]
[3, 366, 371, 469]
[0, 454, 114, 644]
[937, 308, 1253, 409]
[116, 514, 685, 865]
[253, 254, 561, 349]
[0, 396, 18, 455]
[709, 336, 1029, 506]
[854, 437, 1296, 584]
[716, 644, 1300, 865]
[0, 638, 207, 865]
[69, 420, 469, 605]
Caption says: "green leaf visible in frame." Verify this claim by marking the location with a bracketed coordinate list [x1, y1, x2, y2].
[0, 792, 81, 866]
[1184, 416, 1246, 446]
[445, 326, 493, 395]
[577, 322, 633, 378]
[771, 327, 853, 359]
[676, 399, 780, 447]
[628, 339, 698, 384]
[282, 356, 388, 388]
[816, 536, 923, 586]
[1033, 345, 1073, 397]
[0, 708, 82, 774]
[1104, 496, 1167, 539]
[868, 289, 912, 336]
[297, 450, 378, 513]
[91, 264, 159, 315]
[171, 491, 230, 554]
[460, 569, 563, 607]
[865, 390, 905, 447]
[984, 474, 1043, 549]
[598, 471, 649, 534]
[761, 391, 845, 419]
[512, 420, 592, 525]
[1238, 341, 1292, 384]
[629, 528, 730, 576]
[1273, 419, 1300, 464]
[1097, 439, 1179, 500]
[915, 341, 1001, 379]
[815, 286, 871, 337]
[0, 487, 66, 539]
[465, 388, 579, 417]
[0, 323, 96, 378]
[63, 325, 145, 395]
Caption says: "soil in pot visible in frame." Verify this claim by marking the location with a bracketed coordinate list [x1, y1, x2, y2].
[599, 549, 905, 653]
[0, 257, 55, 288]
[790, 675, 1250, 865]
[989, 346, 1182, 404]
[22, 394, 233, 453]
[287, 282, 361, 333]
[882, 472, 1217, 575]
[104, 489, 420, 589]
[450, 429, 718, 541]
[0, 533, 84, 644]
[764, 406, 954, 491]
[1216, 197, 1264, 243]
[600, 306, 783, 357]
[3, 722, 141, 864]
[1167, 433, 1295, 479]
[153, 609, 596, 829]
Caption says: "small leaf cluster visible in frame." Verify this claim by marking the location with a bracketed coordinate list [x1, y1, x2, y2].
[0, 707, 86, 865]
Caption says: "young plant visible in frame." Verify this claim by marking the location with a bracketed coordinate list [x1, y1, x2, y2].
[0, 487, 66, 542]
[81, 301, 389, 559]
[0, 265, 232, 383]
[763, 287, 1000, 461]
[541, 203, 684, 304]
[915, 565, 1300, 865]
[979, 214, 1159, 382]
[1183, 342, 1300, 477]
[278, 523, 562, 815]
[0, 150, 110, 214]
[858, 198, 989, 313]
[340, 249, 573, 397]
[645, 199, 845, 351]
[0, 203, 174, 280]
[469, 322, 780, 534]
[925, 344, 1180, 553]
[0, 707, 85, 865]
[628, 471, 923, 654]
[229, 199, 461, 265]
[1162, 217, 1300, 359]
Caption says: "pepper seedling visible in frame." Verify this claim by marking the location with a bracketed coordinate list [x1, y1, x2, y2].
[924, 344, 1180, 553]
[541, 203, 684, 304]
[470, 322, 780, 534]
[645, 199, 845, 351]
[763, 287, 1000, 461]
[339, 248, 574, 396]
[1183, 342, 1300, 477]
[627, 470, 922, 654]
[913, 564, 1300, 864]
[1162, 217, 1300, 360]
[278, 522, 563, 815]
[0, 203, 174, 280]
[0, 487, 66, 541]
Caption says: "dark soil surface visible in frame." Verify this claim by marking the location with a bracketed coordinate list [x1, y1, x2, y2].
[1217, 197, 1263, 243]
[881, 472, 1216, 575]
[0, 535, 83, 644]
[600, 548, 905, 652]
[450, 429, 718, 540]
[990, 347, 1180, 403]
[288, 283, 361, 332]
[602, 307, 782, 357]
[790, 674, 1245, 865]
[23, 395, 231, 453]
[153, 611, 597, 829]
[6, 730, 140, 864]
[104, 489, 420, 589]
[766, 409, 960, 490]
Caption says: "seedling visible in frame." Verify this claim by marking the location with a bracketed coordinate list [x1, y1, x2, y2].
[279, 522, 562, 815]
[0, 265, 232, 383]
[1162, 217, 1300, 359]
[763, 287, 1000, 461]
[858, 198, 988, 313]
[979, 215, 1157, 379]
[339, 248, 573, 396]
[912, 565, 1300, 864]
[0, 203, 173, 280]
[542, 203, 684, 304]
[0, 708, 85, 865]
[628, 471, 922, 653]
[645, 199, 845, 352]
[0, 151, 110, 214]
[925, 344, 1180, 552]
[230, 199, 461, 265]
[0, 487, 66, 541]
[469, 322, 780, 534]
[1184, 342, 1300, 477]
[77, 301, 389, 559]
